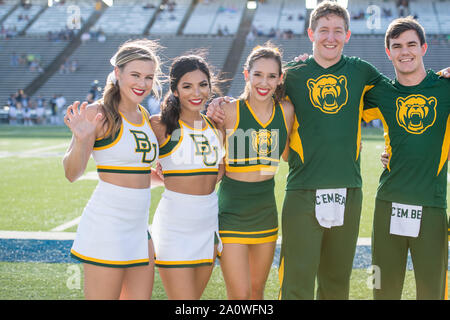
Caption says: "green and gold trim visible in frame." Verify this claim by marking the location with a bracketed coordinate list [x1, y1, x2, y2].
[225, 164, 278, 173]
[159, 125, 184, 158]
[93, 123, 123, 150]
[96, 165, 151, 174]
[219, 227, 278, 244]
[70, 249, 149, 268]
[163, 168, 219, 177]
[155, 258, 214, 268]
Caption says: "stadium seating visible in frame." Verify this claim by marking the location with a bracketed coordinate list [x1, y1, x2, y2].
[184, 0, 245, 35]
[435, 0, 450, 34]
[33, 35, 234, 105]
[0, 36, 67, 105]
[149, 0, 191, 35]
[277, 0, 306, 35]
[2, 2, 44, 34]
[0, 0, 15, 20]
[91, 0, 159, 35]
[251, 0, 282, 36]
[26, 0, 94, 35]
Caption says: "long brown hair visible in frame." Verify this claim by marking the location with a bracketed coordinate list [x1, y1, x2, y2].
[239, 42, 285, 104]
[161, 54, 220, 136]
[100, 39, 162, 138]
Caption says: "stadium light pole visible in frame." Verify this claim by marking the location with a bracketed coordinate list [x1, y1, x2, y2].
[247, 1, 257, 10]
[102, 0, 113, 7]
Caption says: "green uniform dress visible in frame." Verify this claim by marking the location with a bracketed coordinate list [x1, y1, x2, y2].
[279, 55, 382, 300]
[363, 71, 450, 300]
[218, 99, 288, 244]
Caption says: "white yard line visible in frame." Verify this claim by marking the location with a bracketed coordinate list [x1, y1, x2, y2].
[0, 143, 68, 158]
[0, 230, 373, 244]
[51, 216, 82, 232]
[0, 230, 76, 240]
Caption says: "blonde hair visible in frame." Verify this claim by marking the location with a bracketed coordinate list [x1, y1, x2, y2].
[100, 39, 162, 138]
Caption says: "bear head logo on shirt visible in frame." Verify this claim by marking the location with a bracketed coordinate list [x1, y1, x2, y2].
[396, 94, 437, 134]
[307, 74, 348, 114]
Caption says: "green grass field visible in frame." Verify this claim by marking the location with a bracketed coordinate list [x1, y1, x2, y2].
[0, 125, 448, 300]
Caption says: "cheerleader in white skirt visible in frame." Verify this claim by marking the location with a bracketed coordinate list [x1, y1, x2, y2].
[150, 55, 223, 300]
[63, 39, 162, 300]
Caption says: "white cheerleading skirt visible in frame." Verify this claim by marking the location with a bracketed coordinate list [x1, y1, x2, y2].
[151, 189, 222, 268]
[71, 179, 151, 268]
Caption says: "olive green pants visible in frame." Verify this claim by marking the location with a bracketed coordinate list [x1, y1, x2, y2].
[372, 198, 448, 300]
[279, 188, 362, 300]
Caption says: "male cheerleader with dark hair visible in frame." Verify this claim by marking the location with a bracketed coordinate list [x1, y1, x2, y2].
[363, 16, 449, 300]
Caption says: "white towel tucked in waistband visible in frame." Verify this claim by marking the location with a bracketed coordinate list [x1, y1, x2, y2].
[390, 202, 422, 238]
[315, 188, 347, 228]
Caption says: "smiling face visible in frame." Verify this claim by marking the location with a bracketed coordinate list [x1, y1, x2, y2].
[116, 59, 155, 105]
[386, 29, 427, 79]
[308, 14, 351, 68]
[174, 69, 211, 113]
[245, 57, 282, 103]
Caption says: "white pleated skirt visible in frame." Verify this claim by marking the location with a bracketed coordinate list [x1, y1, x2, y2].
[71, 179, 151, 268]
[151, 189, 222, 268]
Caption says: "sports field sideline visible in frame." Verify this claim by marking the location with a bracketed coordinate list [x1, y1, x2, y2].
[0, 125, 448, 300]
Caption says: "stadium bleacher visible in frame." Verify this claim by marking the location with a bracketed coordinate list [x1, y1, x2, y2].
[91, 0, 159, 35]
[26, 0, 94, 35]
[149, 0, 191, 35]
[0, 0, 449, 120]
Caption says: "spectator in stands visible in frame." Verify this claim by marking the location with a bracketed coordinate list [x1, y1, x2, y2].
[55, 94, 66, 124]
[97, 31, 106, 43]
[35, 95, 46, 125]
[50, 94, 58, 125]
[397, 0, 410, 17]
[8, 100, 17, 125]
[10, 52, 19, 66]
[382, 7, 392, 18]
[70, 59, 78, 73]
[23, 104, 32, 126]
[86, 80, 101, 104]
[7, 94, 16, 109]
[143, 3, 156, 9]
[81, 32, 91, 44]
[15, 89, 25, 109]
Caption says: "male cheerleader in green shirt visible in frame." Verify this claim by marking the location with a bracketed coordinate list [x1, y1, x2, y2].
[363, 17, 450, 300]
[279, 1, 383, 300]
